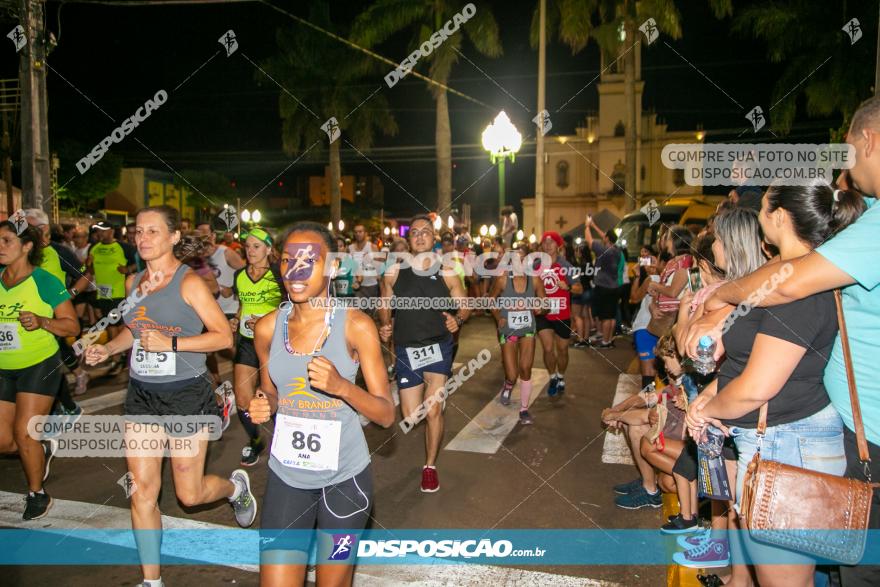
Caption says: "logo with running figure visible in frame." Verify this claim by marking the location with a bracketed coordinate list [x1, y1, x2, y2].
[284, 243, 319, 282]
[285, 377, 316, 398]
[129, 306, 156, 325]
[328, 533, 356, 561]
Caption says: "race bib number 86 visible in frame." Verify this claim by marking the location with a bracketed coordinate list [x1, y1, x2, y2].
[271, 414, 341, 472]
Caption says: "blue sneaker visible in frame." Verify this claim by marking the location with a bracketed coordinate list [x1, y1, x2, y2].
[547, 377, 559, 397]
[677, 526, 711, 549]
[614, 485, 662, 510]
[612, 478, 643, 495]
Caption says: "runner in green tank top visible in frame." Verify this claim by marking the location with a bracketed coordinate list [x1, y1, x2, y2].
[0, 221, 79, 521]
[232, 227, 283, 466]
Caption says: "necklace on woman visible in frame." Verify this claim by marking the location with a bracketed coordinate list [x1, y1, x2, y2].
[283, 302, 335, 356]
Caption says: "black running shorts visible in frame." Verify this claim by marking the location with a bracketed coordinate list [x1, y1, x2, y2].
[234, 337, 259, 369]
[259, 465, 373, 562]
[0, 351, 63, 403]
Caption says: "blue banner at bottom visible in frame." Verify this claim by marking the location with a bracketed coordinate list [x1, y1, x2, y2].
[2, 529, 880, 566]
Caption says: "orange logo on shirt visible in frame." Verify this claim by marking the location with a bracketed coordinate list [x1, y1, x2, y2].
[129, 306, 156, 324]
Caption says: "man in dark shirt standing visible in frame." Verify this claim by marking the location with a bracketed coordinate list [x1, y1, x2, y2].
[584, 215, 623, 349]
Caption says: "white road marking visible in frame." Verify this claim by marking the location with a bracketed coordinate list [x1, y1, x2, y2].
[601, 374, 640, 466]
[444, 368, 550, 454]
[0, 490, 617, 586]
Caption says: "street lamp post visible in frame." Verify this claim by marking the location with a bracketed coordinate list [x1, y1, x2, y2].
[482, 111, 522, 220]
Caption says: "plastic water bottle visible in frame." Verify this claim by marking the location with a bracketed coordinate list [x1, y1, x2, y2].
[694, 336, 716, 375]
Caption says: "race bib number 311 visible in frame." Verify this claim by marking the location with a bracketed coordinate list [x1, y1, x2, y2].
[271, 414, 341, 472]
[406, 343, 442, 370]
[131, 339, 176, 377]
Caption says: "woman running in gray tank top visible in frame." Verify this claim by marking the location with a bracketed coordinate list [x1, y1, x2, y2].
[488, 246, 546, 425]
[84, 206, 256, 587]
[248, 222, 394, 587]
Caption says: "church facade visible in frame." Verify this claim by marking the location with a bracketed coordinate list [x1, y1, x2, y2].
[521, 47, 705, 236]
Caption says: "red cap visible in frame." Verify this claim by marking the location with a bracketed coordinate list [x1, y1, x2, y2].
[541, 231, 564, 247]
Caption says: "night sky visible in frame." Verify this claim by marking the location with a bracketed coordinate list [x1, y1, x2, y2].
[3, 0, 863, 225]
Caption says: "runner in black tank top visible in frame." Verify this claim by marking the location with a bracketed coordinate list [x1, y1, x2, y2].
[379, 215, 470, 493]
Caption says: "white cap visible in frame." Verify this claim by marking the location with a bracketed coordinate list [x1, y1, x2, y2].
[23, 208, 49, 226]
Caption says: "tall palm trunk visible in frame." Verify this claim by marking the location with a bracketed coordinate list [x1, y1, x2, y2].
[623, 16, 638, 212]
[329, 139, 342, 227]
[436, 87, 452, 212]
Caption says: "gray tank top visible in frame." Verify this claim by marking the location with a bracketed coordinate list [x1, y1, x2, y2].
[124, 264, 207, 384]
[499, 274, 536, 337]
[267, 303, 370, 489]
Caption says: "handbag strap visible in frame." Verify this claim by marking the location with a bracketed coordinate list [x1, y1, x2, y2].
[834, 289, 872, 468]
[754, 290, 871, 468]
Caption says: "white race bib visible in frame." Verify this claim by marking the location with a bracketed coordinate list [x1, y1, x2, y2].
[0, 323, 21, 351]
[548, 297, 562, 315]
[131, 339, 176, 377]
[334, 279, 350, 296]
[508, 310, 533, 330]
[406, 343, 442, 370]
[239, 314, 263, 338]
[271, 414, 341, 472]
[97, 284, 113, 299]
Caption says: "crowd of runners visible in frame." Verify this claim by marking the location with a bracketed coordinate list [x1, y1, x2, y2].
[3, 96, 880, 587]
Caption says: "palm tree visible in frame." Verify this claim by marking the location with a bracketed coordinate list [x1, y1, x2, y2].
[733, 0, 877, 136]
[261, 1, 398, 227]
[352, 0, 502, 213]
[531, 0, 731, 212]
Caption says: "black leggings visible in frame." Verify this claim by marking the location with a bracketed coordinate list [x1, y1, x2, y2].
[260, 466, 373, 560]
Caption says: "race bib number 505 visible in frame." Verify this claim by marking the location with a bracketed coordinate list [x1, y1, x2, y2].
[131, 339, 176, 377]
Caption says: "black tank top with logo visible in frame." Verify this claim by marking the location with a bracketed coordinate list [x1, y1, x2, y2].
[392, 264, 455, 347]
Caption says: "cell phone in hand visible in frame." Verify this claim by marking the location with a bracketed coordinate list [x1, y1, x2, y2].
[688, 268, 702, 292]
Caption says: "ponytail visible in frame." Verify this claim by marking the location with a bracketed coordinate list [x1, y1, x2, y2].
[830, 188, 867, 236]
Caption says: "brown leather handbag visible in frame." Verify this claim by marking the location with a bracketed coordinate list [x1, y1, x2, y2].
[740, 290, 878, 564]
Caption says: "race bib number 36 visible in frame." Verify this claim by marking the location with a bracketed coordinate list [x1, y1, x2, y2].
[0, 323, 21, 351]
[406, 343, 442, 370]
[271, 414, 341, 472]
[131, 339, 176, 377]
[508, 311, 533, 330]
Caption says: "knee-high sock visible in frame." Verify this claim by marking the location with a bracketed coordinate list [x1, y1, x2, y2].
[238, 409, 260, 441]
[520, 380, 532, 410]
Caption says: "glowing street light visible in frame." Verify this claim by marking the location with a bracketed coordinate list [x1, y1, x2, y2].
[489, 224, 497, 237]
[383, 226, 390, 236]
[241, 209, 251, 223]
[328, 222, 333, 231]
[338, 220, 345, 231]
[433, 216, 442, 230]
[479, 225, 488, 236]
[516, 229, 524, 241]
[528, 233, 537, 244]
[252, 209, 262, 224]
[575, 237, 582, 245]
[481, 111, 522, 219]
[447, 215, 454, 229]
[474, 236, 482, 245]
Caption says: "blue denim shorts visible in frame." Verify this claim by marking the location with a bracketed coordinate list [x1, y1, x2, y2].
[730, 403, 846, 564]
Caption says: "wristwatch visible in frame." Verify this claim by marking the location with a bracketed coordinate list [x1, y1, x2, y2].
[454, 315, 464, 327]
[171, 336, 178, 352]
[69, 287, 79, 296]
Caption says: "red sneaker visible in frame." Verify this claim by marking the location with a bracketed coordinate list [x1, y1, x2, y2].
[420, 466, 439, 493]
